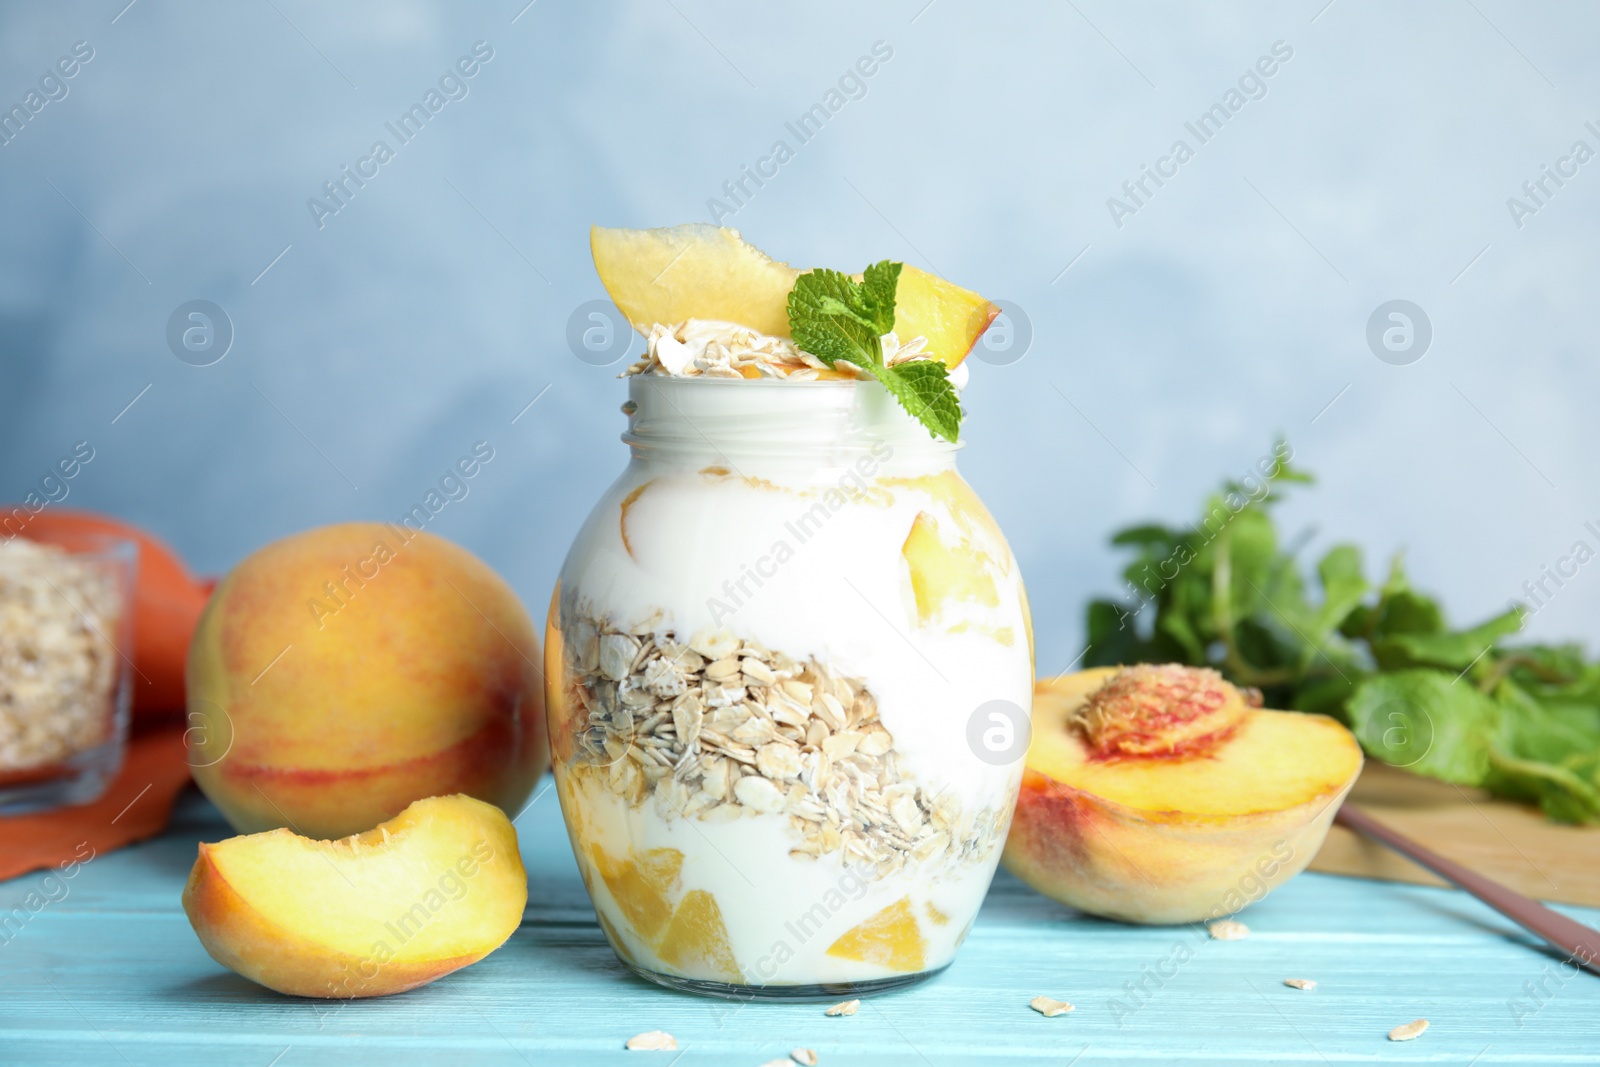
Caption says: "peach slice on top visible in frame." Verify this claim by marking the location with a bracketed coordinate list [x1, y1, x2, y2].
[892, 263, 1000, 369]
[592, 223, 800, 338]
[182, 795, 527, 998]
[1002, 665, 1362, 925]
[590, 224, 999, 368]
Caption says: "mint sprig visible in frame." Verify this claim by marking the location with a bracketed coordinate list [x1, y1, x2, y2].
[786, 261, 962, 442]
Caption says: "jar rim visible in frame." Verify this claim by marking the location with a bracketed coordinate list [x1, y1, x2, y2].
[5, 531, 139, 564]
[621, 375, 858, 388]
[621, 374, 961, 459]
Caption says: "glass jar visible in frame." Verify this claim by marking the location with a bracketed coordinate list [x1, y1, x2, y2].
[547, 376, 1032, 999]
[0, 531, 134, 812]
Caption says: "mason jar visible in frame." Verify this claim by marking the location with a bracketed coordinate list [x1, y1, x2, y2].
[546, 375, 1032, 999]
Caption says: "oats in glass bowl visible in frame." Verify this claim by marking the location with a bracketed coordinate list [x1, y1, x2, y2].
[0, 538, 125, 773]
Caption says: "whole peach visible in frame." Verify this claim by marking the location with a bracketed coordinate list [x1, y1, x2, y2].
[187, 523, 546, 839]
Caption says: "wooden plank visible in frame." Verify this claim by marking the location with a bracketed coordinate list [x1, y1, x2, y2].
[1, 788, 1597, 1063]
[1310, 762, 1600, 908]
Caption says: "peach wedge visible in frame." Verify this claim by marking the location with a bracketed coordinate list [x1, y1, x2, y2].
[590, 224, 998, 367]
[182, 795, 527, 998]
[1002, 666, 1362, 925]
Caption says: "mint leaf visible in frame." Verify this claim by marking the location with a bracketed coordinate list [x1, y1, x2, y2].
[1487, 750, 1600, 824]
[870, 358, 962, 443]
[787, 261, 962, 442]
[787, 268, 881, 372]
[1312, 544, 1369, 643]
[1496, 679, 1600, 763]
[1110, 524, 1182, 548]
[1373, 606, 1524, 672]
[859, 260, 901, 334]
[1346, 670, 1500, 784]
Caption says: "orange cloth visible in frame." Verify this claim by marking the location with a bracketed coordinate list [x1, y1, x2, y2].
[0, 725, 193, 881]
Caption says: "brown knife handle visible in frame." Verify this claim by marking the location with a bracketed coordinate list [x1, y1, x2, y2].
[1335, 803, 1600, 976]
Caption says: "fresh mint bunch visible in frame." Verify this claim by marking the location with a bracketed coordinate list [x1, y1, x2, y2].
[1084, 447, 1600, 825]
[786, 261, 962, 442]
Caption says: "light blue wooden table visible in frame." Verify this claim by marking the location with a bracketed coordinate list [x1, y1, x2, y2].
[3, 784, 1597, 1065]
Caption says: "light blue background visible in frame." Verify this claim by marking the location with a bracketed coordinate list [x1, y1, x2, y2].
[3, 0, 1596, 672]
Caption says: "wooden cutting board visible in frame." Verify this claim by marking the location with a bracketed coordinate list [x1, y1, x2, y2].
[1310, 761, 1600, 908]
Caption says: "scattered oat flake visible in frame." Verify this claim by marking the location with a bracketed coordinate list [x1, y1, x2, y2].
[1029, 995, 1075, 1017]
[1388, 1019, 1429, 1042]
[1207, 919, 1250, 940]
[791, 1049, 819, 1066]
[1283, 978, 1317, 991]
[625, 1030, 677, 1050]
[758, 1059, 792, 1067]
[825, 999, 860, 1016]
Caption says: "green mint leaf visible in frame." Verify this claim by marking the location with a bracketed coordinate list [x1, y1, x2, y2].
[814, 294, 872, 324]
[1346, 670, 1500, 785]
[787, 268, 882, 371]
[1110, 524, 1182, 549]
[1312, 544, 1369, 641]
[859, 260, 901, 335]
[1486, 749, 1600, 824]
[1158, 608, 1206, 664]
[1495, 679, 1600, 763]
[788, 260, 962, 442]
[1372, 606, 1525, 672]
[871, 358, 962, 443]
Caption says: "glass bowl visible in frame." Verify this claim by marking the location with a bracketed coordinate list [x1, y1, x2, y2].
[0, 530, 136, 813]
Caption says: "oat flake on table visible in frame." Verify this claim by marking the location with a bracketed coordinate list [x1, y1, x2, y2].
[1207, 919, 1250, 940]
[1388, 1019, 1429, 1042]
[625, 1029, 677, 1050]
[1029, 995, 1074, 1016]
[791, 1049, 819, 1065]
[824, 999, 859, 1017]
[1283, 978, 1317, 991]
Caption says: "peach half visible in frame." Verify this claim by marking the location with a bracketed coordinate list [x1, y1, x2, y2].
[590, 223, 998, 367]
[1002, 665, 1362, 924]
[182, 795, 527, 998]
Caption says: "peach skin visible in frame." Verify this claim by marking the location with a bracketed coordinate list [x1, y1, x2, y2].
[1002, 666, 1362, 924]
[186, 523, 546, 839]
